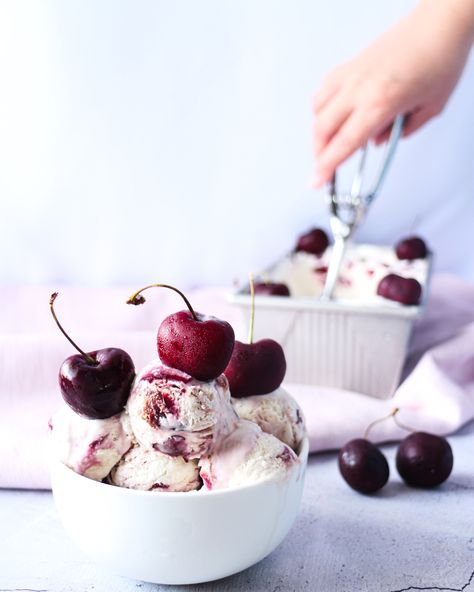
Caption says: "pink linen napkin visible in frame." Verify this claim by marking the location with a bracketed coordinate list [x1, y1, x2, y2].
[1, 274, 473, 490]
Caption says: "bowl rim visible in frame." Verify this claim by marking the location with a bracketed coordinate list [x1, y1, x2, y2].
[51, 436, 309, 499]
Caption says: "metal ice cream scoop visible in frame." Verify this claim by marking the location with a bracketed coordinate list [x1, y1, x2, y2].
[321, 115, 405, 301]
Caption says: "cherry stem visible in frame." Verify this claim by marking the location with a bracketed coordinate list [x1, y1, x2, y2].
[363, 407, 401, 440]
[409, 213, 421, 234]
[126, 284, 198, 321]
[392, 410, 417, 433]
[49, 292, 97, 365]
[247, 273, 255, 344]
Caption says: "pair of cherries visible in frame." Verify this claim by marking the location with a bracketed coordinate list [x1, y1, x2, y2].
[338, 418, 453, 494]
[376, 236, 428, 305]
[127, 283, 286, 398]
[52, 282, 285, 420]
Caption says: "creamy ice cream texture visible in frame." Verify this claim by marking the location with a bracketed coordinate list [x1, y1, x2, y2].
[231, 387, 305, 452]
[51, 360, 305, 491]
[199, 419, 300, 491]
[49, 405, 133, 481]
[270, 244, 428, 302]
[127, 360, 237, 459]
[109, 444, 200, 492]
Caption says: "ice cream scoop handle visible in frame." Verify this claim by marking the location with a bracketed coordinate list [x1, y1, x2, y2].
[321, 234, 347, 301]
[367, 114, 405, 202]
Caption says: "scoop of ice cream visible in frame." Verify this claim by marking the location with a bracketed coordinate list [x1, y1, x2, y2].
[127, 360, 237, 459]
[231, 387, 305, 451]
[109, 444, 200, 492]
[199, 420, 300, 491]
[49, 405, 133, 481]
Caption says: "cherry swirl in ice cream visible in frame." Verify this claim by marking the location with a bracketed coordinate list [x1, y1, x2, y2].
[127, 361, 237, 460]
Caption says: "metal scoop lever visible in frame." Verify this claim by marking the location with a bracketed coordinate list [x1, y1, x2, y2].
[321, 115, 404, 301]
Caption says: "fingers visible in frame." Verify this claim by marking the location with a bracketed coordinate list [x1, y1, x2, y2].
[313, 93, 353, 156]
[314, 108, 394, 187]
[402, 105, 441, 137]
[371, 106, 440, 147]
[374, 102, 443, 145]
[312, 75, 341, 114]
[373, 122, 393, 145]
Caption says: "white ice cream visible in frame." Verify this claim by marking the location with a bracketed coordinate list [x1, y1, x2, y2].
[109, 444, 200, 492]
[231, 387, 305, 452]
[270, 244, 428, 302]
[127, 360, 237, 459]
[49, 405, 133, 481]
[199, 420, 300, 491]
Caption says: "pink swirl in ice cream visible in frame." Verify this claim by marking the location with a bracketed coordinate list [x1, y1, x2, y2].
[127, 360, 237, 460]
[198, 420, 300, 490]
[49, 405, 133, 481]
[231, 387, 305, 452]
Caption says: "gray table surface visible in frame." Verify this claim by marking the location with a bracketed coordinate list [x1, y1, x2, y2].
[1, 422, 473, 592]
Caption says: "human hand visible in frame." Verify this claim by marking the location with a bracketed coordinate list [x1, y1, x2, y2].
[312, 0, 474, 187]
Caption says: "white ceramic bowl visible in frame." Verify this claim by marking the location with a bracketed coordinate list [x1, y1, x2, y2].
[51, 438, 308, 585]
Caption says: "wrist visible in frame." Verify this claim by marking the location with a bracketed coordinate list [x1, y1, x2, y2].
[418, 0, 474, 46]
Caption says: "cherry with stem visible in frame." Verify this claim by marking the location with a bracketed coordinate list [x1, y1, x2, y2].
[224, 273, 287, 397]
[50, 292, 97, 366]
[338, 407, 403, 495]
[127, 282, 235, 382]
[127, 284, 198, 321]
[247, 273, 256, 345]
[50, 292, 135, 420]
[363, 406, 416, 439]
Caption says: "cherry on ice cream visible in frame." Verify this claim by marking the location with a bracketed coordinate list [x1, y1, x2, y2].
[253, 282, 290, 297]
[224, 339, 287, 397]
[377, 273, 422, 305]
[50, 292, 135, 419]
[395, 236, 428, 260]
[224, 275, 286, 397]
[127, 284, 235, 382]
[295, 228, 329, 256]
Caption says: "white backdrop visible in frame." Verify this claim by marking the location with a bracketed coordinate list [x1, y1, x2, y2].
[1, 0, 473, 288]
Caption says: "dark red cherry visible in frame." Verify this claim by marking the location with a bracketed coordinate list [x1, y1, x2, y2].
[224, 339, 286, 397]
[295, 228, 329, 256]
[50, 292, 135, 420]
[338, 439, 389, 494]
[158, 310, 235, 382]
[253, 282, 290, 296]
[396, 432, 453, 488]
[127, 284, 235, 382]
[377, 273, 422, 305]
[395, 236, 428, 260]
[60, 348, 135, 419]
